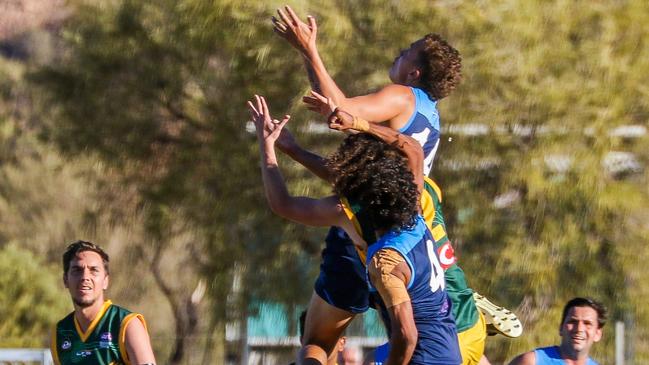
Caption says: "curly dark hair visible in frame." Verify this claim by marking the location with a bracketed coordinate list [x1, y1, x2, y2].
[417, 33, 462, 100]
[326, 134, 419, 233]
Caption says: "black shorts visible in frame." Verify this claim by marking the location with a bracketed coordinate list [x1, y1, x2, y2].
[314, 227, 370, 314]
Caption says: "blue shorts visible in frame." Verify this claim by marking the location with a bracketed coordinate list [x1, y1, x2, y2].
[314, 227, 370, 314]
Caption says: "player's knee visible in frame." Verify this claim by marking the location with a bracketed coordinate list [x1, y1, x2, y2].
[301, 333, 339, 355]
[299, 344, 328, 365]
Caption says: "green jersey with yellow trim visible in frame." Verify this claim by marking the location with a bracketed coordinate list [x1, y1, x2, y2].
[342, 177, 479, 332]
[51, 300, 146, 365]
[420, 177, 479, 332]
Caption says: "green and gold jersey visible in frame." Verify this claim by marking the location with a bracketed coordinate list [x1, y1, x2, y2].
[342, 177, 479, 332]
[51, 300, 147, 365]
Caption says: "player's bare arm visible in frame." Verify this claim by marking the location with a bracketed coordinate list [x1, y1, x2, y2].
[305, 91, 424, 193]
[326, 105, 424, 194]
[275, 127, 333, 183]
[507, 351, 536, 365]
[368, 249, 417, 365]
[124, 317, 156, 365]
[247, 95, 347, 228]
[274, 6, 414, 128]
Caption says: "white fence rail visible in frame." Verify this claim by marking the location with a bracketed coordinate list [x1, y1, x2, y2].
[0, 348, 53, 365]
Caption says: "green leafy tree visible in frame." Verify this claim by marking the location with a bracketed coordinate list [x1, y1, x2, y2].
[20, 0, 649, 363]
[0, 244, 69, 347]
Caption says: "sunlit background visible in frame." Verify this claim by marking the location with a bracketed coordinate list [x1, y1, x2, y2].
[0, 0, 647, 364]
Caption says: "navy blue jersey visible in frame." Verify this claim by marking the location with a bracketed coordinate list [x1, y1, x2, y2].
[315, 87, 442, 313]
[314, 227, 370, 313]
[366, 216, 461, 365]
[399, 87, 440, 176]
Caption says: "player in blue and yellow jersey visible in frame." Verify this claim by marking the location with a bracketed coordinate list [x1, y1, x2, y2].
[275, 93, 520, 365]
[351, 177, 489, 365]
[50, 241, 156, 365]
[272, 7, 463, 363]
[248, 95, 461, 365]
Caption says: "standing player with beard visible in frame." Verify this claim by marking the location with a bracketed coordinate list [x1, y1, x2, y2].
[50, 241, 156, 365]
[507, 298, 606, 365]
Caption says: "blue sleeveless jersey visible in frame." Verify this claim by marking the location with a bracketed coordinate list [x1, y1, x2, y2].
[366, 216, 461, 365]
[534, 346, 599, 365]
[399, 87, 440, 176]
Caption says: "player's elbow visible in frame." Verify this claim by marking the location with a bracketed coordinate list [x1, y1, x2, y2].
[267, 197, 303, 223]
[265, 193, 291, 217]
[267, 199, 291, 218]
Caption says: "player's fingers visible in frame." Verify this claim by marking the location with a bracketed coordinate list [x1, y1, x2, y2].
[247, 101, 259, 116]
[302, 95, 316, 104]
[273, 24, 287, 34]
[278, 115, 291, 129]
[248, 100, 261, 119]
[254, 95, 264, 115]
[285, 5, 298, 23]
[260, 96, 270, 117]
[246, 100, 255, 113]
[307, 15, 317, 32]
[327, 107, 341, 123]
[277, 8, 293, 29]
[326, 97, 337, 111]
[329, 120, 342, 130]
[272, 17, 287, 31]
[309, 90, 327, 102]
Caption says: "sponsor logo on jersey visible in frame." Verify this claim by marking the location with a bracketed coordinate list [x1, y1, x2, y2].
[436, 242, 457, 269]
[76, 350, 92, 357]
[100, 332, 113, 348]
[61, 340, 72, 350]
[100, 332, 112, 341]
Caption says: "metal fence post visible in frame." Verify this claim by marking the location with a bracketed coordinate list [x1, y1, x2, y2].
[616, 321, 625, 365]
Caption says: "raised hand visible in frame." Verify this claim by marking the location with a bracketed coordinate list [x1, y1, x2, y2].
[302, 90, 336, 116]
[272, 5, 317, 55]
[327, 108, 356, 132]
[247, 95, 291, 146]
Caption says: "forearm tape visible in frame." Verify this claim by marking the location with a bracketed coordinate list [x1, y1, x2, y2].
[352, 116, 370, 132]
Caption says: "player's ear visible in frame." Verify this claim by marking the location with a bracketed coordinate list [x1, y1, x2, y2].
[63, 273, 69, 288]
[593, 327, 603, 342]
[338, 336, 346, 352]
[407, 69, 421, 84]
[103, 275, 109, 290]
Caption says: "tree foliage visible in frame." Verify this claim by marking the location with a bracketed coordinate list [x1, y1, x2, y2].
[0, 0, 646, 363]
[0, 244, 69, 347]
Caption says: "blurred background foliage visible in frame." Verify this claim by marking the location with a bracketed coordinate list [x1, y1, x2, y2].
[0, 0, 647, 363]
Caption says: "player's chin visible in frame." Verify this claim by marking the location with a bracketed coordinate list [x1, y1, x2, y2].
[72, 296, 97, 308]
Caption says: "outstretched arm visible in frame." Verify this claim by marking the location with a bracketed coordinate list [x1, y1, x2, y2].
[273, 6, 413, 125]
[328, 108, 423, 193]
[275, 128, 332, 183]
[308, 90, 422, 193]
[247, 95, 344, 226]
